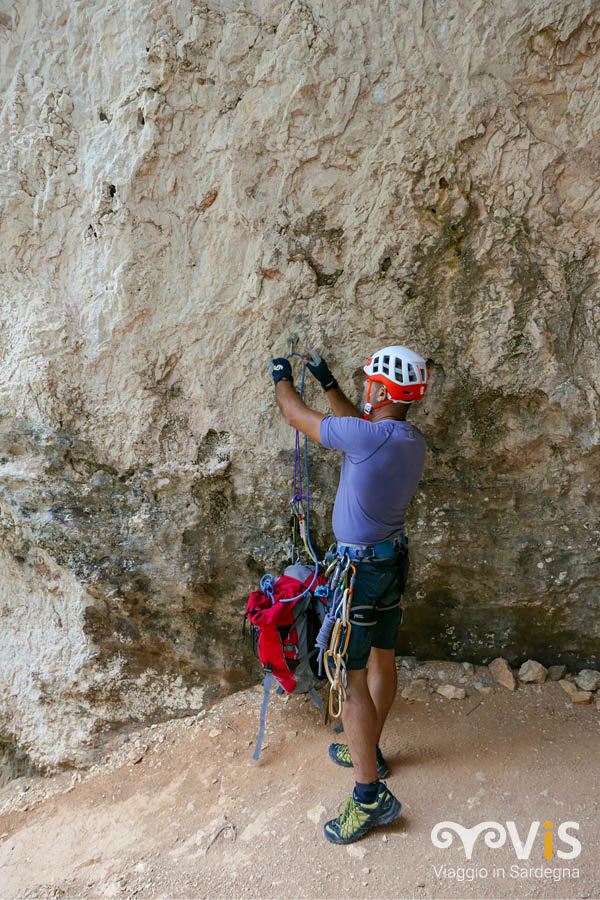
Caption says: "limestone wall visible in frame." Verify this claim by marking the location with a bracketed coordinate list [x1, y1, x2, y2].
[0, 0, 599, 768]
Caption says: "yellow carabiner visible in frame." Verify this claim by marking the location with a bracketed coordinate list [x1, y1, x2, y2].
[329, 618, 342, 652]
[329, 685, 343, 719]
[324, 558, 338, 578]
[323, 651, 335, 685]
[338, 621, 351, 656]
[321, 559, 358, 720]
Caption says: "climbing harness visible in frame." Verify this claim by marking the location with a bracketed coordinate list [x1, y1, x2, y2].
[314, 535, 409, 720]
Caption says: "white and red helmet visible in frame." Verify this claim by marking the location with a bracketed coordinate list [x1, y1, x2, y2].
[363, 345, 428, 418]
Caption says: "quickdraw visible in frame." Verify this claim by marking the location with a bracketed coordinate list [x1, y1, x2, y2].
[315, 555, 360, 720]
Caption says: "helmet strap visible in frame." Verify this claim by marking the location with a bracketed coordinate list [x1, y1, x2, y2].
[363, 381, 396, 420]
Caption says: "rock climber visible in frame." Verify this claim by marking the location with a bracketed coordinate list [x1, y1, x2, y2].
[268, 344, 428, 843]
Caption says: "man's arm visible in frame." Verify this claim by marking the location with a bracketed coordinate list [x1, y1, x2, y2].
[325, 386, 362, 419]
[275, 381, 324, 442]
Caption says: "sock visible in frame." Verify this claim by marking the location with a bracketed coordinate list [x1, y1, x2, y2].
[353, 779, 380, 804]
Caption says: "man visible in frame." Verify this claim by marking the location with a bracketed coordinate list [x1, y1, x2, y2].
[268, 345, 427, 844]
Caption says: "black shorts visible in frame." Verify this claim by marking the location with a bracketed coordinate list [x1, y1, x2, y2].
[327, 549, 410, 671]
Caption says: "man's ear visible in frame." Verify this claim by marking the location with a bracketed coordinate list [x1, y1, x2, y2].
[376, 382, 388, 402]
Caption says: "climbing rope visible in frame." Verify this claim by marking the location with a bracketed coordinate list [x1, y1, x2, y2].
[289, 354, 313, 561]
[261, 351, 319, 604]
[259, 574, 275, 605]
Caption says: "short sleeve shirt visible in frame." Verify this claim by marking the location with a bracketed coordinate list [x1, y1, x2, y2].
[319, 415, 426, 544]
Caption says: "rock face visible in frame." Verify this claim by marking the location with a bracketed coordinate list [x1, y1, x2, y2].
[1, 1, 599, 768]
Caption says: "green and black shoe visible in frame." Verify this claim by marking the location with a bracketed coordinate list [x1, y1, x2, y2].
[323, 782, 402, 844]
[328, 742, 391, 779]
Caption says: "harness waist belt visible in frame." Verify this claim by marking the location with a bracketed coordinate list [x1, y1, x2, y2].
[336, 535, 407, 560]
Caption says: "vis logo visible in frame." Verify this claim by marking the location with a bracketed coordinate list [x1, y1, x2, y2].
[430, 820, 581, 861]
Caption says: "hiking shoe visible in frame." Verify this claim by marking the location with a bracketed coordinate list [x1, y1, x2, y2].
[323, 782, 402, 844]
[328, 742, 391, 779]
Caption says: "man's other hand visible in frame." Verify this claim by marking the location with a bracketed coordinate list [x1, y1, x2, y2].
[304, 347, 339, 392]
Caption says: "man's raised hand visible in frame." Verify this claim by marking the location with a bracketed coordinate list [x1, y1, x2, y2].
[267, 357, 294, 385]
[304, 347, 339, 393]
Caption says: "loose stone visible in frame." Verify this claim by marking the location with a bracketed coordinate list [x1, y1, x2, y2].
[518, 660, 548, 683]
[488, 657, 516, 690]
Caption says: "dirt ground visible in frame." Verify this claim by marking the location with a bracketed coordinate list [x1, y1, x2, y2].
[1, 659, 599, 900]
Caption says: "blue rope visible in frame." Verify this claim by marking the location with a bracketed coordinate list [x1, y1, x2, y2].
[261, 353, 319, 604]
[259, 574, 275, 605]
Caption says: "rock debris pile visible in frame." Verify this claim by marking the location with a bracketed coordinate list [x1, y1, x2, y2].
[397, 656, 600, 710]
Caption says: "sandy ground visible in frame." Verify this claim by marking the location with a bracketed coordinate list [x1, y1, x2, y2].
[0, 659, 599, 900]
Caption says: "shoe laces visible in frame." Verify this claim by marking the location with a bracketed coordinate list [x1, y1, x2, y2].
[336, 743, 352, 763]
[337, 795, 368, 836]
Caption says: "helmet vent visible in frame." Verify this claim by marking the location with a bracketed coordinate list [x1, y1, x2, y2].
[407, 363, 418, 383]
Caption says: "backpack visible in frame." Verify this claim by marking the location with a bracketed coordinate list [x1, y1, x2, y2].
[244, 563, 329, 759]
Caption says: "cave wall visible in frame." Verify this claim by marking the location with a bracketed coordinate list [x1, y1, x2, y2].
[0, 0, 599, 767]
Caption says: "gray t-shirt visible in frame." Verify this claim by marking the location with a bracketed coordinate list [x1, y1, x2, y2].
[319, 415, 426, 544]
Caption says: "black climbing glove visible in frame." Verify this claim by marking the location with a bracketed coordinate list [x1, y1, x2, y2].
[267, 357, 294, 385]
[305, 349, 339, 392]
